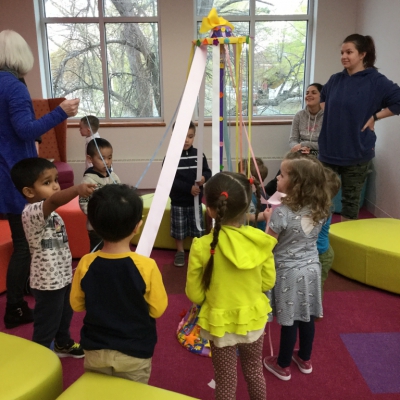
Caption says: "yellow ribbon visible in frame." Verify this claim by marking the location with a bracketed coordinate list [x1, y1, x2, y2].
[199, 8, 234, 34]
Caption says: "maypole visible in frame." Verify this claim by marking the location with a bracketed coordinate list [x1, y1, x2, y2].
[137, 8, 254, 257]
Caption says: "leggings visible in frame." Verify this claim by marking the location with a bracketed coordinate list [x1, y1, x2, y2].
[210, 334, 266, 400]
[278, 317, 315, 368]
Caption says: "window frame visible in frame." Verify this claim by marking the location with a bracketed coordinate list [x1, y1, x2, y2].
[35, 0, 163, 122]
[193, 0, 315, 119]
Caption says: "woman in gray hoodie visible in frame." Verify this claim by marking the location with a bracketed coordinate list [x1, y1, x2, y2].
[266, 83, 323, 196]
[289, 83, 323, 155]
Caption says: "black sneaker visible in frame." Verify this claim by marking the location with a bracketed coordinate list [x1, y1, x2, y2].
[4, 301, 34, 329]
[54, 340, 85, 358]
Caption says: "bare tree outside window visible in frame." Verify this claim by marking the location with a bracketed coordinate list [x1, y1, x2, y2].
[42, 0, 160, 119]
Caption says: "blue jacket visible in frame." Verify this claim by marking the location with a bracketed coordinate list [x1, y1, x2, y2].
[319, 68, 400, 166]
[0, 72, 67, 214]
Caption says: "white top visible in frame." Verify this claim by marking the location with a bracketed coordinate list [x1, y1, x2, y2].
[22, 201, 72, 290]
[85, 132, 101, 170]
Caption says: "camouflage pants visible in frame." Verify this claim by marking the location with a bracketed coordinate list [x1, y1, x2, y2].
[323, 161, 371, 219]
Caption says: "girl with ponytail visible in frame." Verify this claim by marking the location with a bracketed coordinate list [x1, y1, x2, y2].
[185, 171, 276, 400]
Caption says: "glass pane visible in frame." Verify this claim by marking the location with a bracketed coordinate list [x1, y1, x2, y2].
[44, 0, 98, 18]
[196, 22, 250, 117]
[105, 23, 160, 117]
[104, 0, 158, 17]
[256, 0, 308, 15]
[46, 24, 105, 117]
[253, 20, 307, 116]
[196, 0, 249, 17]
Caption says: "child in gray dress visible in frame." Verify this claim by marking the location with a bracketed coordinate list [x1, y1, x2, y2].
[263, 155, 331, 381]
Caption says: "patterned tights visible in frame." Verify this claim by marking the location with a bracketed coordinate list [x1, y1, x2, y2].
[210, 334, 266, 400]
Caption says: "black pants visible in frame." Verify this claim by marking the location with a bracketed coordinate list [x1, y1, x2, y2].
[278, 317, 315, 368]
[31, 284, 73, 348]
[6, 213, 31, 305]
[89, 230, 103, 252]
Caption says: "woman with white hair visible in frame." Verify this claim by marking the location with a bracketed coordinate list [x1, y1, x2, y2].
[0, 30, 80, 328]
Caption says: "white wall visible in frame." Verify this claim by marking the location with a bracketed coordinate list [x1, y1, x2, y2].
[356, 0, 400, 218]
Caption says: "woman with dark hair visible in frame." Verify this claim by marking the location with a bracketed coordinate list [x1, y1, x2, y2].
[289, 83, 324, 156]
[265, 83, 324, 196]
[0, 29, 80, 328]
[318, 33, 400, 221]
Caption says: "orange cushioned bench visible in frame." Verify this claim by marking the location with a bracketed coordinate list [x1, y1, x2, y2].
[0, 220, 13, 293]
[57, 197, 90, 259]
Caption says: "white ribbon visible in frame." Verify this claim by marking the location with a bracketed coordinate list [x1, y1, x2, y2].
[136, 46, 208, 257]
[194, 72, 206, 232]
[212, 45, 220, 175]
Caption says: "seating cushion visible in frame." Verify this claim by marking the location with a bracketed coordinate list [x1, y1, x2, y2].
[330, 218, 400, 294]
[0, 332, 63, 400]
[131, 194, 207, 250]
[0, 220, 12, 293]
[56, 372, 198, 399]
[32, 99, 62, 161]
[54, 161, 74, 189]
[57, 197, 90, 258]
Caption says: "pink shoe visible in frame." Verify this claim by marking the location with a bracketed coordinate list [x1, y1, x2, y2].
[263, 356, 291, 381]
[292, 351, 313, 374]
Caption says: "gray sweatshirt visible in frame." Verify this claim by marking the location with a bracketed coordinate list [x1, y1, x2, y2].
[79, 168, 121, 231]
[289, 108, 324, 151]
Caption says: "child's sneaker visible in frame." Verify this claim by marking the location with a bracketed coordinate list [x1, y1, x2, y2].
[174, 251, 185, 267]
[54, 340, 85, 358]
[263, 356, 291, 381]
[292, 351, 312, 374]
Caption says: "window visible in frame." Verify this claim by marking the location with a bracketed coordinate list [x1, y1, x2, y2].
[195, 0, 313, 117]
[38, 0, 161, 119]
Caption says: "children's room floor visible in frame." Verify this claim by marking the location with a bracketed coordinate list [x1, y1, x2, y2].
[1, 210, 400, 399]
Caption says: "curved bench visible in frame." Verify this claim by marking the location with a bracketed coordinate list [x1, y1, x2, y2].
[0, 332, 63, 400]
[329, 218, 400, 294]
[0, 220, 13, 293]
[57, 372, 198, 399]
[131, 194, 207, 251]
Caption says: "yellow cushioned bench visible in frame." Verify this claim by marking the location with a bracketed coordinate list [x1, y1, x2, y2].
[0, 332, 63, 400]
[131, 194, 207, 251]
[57, 372, 199, 399]
[329, 218, 400, 294]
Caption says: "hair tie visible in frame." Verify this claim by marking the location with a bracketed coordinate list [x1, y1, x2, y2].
[249, 177, 254, 185]
[220, 191, 229, 199]
[210, 249, 215, 255]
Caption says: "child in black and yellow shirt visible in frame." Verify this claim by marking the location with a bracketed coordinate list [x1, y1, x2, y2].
[71, 184, 168, 383]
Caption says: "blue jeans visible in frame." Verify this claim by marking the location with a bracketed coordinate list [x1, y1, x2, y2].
[6, 213, 31, 305]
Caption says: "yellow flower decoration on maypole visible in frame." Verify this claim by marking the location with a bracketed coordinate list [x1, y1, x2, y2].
[199, 8, 234, 35]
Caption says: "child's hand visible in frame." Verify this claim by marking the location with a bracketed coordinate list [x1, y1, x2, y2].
[78, 183, 97, 198]
[191, 185, 201, 196]
[263, 207, 273, 224]
[196, 176, 206, 187]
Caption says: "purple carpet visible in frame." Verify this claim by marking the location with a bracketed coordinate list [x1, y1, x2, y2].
[341, 333, 400, 394]
[2, 208, 400, 399]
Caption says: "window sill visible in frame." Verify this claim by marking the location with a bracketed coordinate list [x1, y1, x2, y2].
[67, 121, 166, 128]
[67, 118, 293, 128]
